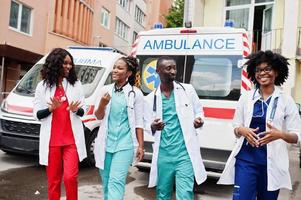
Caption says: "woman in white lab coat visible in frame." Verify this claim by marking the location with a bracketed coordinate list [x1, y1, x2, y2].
[218, 50, 301, 200]
[33, 48, 86, 200]
[93, 56, 144, 200]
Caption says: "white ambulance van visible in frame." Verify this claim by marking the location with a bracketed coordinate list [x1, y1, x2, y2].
[131, 27, 252, 177]
[0, 46, 123, 165]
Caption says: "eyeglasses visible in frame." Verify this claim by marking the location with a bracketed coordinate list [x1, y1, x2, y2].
[255, 66, 273, 74]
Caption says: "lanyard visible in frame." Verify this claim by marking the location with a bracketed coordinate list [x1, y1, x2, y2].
[269, 97, 278, 121]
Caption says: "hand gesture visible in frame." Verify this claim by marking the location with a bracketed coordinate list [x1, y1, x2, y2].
[194, 117, 204, 128]
[151, 118, 165, 132]
[258, 122, 282, 146]
[238, 127, 260, 147]
[67, 100, 81, 113]
[100, 92, 111, 107]
[136, 146, 144, 162]
[48, 97, 62, 112]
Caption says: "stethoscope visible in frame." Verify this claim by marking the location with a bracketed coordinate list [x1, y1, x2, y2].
[114, 83, 136, 109]
[152, 81, 187, 112]
[252, 87, 279, 122]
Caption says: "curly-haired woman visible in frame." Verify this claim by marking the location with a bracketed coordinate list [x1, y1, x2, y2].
[218, 50, 301, 200]
[94, 56, 144, 200]
[33, 48, 86, 200]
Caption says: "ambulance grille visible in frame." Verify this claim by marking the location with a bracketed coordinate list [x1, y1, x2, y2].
[1, 119, 40, 136]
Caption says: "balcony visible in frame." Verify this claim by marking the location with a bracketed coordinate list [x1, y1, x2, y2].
[250, 29, 283, 53]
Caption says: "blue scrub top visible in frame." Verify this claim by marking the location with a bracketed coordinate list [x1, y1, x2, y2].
[159, 91, 189, 159]
[106, 90, 133, 153]
[236, 97, 271, 165]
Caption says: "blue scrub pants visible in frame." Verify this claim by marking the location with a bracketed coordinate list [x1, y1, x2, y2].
[99, 149, 133, 200]
[233, 158, 279, 200]
[157, 155, 194, 200]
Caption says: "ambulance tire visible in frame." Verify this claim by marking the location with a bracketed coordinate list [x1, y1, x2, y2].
[85, 128, 98, 167]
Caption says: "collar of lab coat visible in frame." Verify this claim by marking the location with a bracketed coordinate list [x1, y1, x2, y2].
[251, 86, 283, 103]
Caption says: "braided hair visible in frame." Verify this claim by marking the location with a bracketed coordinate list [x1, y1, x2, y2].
[245, 50, 289, 86]
[41, 48, 77, 87]
[118, 56, 138, 86]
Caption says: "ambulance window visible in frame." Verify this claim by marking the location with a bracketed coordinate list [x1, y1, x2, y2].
[104, 72, 113, 85]
[138, 55, 185, 94]
[75, 65, 105, 98]
[15, 64, 42, 96]
[186, 56, 241, 100]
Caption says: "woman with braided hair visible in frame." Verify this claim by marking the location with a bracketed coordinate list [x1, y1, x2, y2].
[94, 56, 144, 199]
[218, 50, 301, 200]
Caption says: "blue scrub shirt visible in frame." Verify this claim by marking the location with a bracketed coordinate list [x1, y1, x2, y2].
[106, 90, 133, 153]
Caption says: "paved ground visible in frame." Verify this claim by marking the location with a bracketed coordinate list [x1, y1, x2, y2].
[0, 145, 300, 199]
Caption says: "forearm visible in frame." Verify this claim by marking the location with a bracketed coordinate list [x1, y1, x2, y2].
[37, 108, 51, 120]
[75, 107, 84, 117]
[94, 104, 106, 120]
[135, 128, 144, 149]
[280, 132, 298, 144]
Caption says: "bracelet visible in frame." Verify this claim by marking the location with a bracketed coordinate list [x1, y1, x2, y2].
[138, 147, 145, 152]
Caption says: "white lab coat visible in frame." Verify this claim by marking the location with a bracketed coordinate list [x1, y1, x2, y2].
[94, 83, 144, 169]
[218, 87, 301, 191]
[144, 82, 207, 187]
[33, 78, 87, 165]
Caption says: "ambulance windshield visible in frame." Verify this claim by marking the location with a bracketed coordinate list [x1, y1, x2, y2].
[14, 64, 105, 98]
[138, 55, 241, 101]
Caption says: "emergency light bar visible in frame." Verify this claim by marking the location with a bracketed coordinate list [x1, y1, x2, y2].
[180, 29, 197, 34]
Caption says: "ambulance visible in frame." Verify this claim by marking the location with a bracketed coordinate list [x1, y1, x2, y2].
[0, 46, 123, 165]
[131, 27, 252, 176]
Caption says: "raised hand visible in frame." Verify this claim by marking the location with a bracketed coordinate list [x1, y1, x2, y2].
[67, 100, 81, 113]
[100, 92, 111, 107]
[48, 97, 62, 112]
[237, 126, 260, 147]
[258, 122, 282, 146]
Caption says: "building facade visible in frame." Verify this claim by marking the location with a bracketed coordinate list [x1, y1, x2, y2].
[187, 0, 301, 103]
[0, 0, 172, 97]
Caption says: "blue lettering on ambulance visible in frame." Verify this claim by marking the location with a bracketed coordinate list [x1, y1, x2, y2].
[144, 40, 153, 50]
[226, 38, 235, 49]
[203, 39, 213, 49]
[174, 40, 184, 50]
[214, 39, 224, 49]
[154, 40, 164, 49]
[192, 39, 201, 49]
[143, 37, 237, 50]
[165, 40, 173, 49]
[74, 58, 102, 65]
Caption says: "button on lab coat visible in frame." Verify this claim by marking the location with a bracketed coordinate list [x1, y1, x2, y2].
[144, 82, 207, 187]
[33, 79, 87, 165]
[218, 87, 301, 191]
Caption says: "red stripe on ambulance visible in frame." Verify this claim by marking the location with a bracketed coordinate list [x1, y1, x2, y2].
[203, 107, 235, 119]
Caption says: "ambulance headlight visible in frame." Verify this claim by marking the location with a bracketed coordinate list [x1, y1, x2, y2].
[1, 99, 8, 113]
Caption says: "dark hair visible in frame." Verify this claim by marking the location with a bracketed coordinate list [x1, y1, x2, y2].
[156, 56, 176, 69]
[41, 48, 77, 87]
[245, 50, 289, 86]
[118, 56, 138, 86]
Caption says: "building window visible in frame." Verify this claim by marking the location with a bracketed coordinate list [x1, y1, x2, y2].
[135, 6, 145, 25]
[118, 0, 130, 11]
[101, 7, 110, 29]
[9, 1, 32, 34]
[132, 31, 138, 44]
[115, 18, 129, 40]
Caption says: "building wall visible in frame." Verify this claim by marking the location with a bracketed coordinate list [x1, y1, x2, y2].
[203, 0, 224, 27]
[0, 0, 48, 55]
[92, 0, 115, 47]
[114, 0, 147, 54]
[145, 0, 173, 29]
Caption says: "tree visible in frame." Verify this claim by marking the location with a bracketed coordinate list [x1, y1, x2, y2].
[165, 0, 184, 28]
